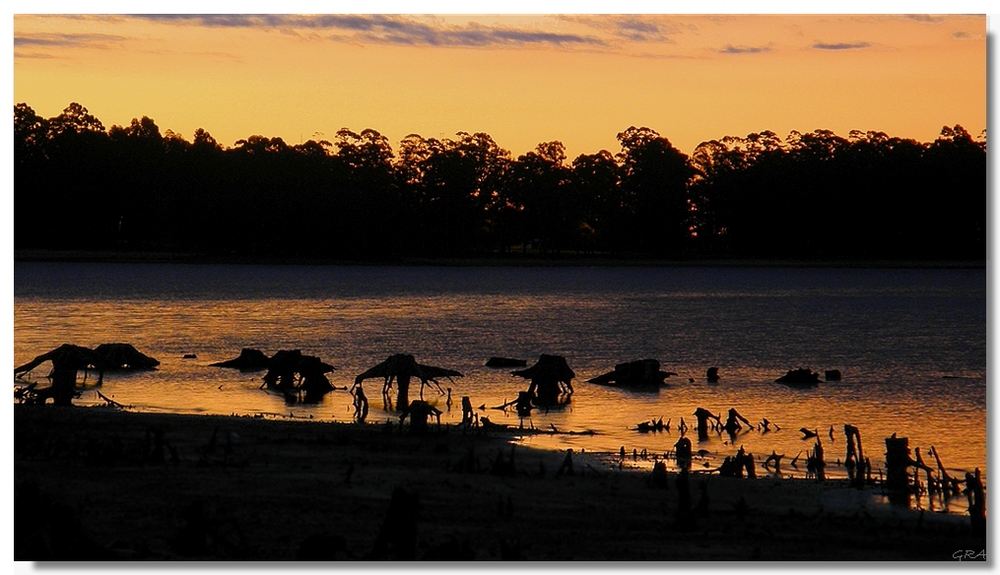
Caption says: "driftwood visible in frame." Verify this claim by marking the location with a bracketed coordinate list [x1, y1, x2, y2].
[928, 446, 962, 495]
[634, 417, 668, 433]
[723, 408, 751, 435]
[763, 451, 785, 474]
[96, 390, 127, 409]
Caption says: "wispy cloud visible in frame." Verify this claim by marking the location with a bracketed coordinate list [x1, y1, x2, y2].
[558, 14, 684, 43]
[134, 14, 609, 48]
[14, 32, 127, 48]
[952, 30, 983, 40]
[812, 41, 873, 51]
[902, 14, 947, 24]
[718, 44, 772, 54]
[13, 51, 57, 59]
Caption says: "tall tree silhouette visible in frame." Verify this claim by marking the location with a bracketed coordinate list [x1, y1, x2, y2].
[502, 141, 578, 254]
[13, 102, 986, 261]
[616, 127, 695, 256]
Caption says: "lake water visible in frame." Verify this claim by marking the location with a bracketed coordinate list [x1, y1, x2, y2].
[13, 262, 986, 512]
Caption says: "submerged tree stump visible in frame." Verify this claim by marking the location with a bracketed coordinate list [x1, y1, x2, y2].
[693, 407, 718, 441]
[356, 354, 461, 412]
[512, 354, 575, 407]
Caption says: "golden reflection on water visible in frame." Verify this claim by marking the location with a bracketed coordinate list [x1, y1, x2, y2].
[14, 263, 986, 515]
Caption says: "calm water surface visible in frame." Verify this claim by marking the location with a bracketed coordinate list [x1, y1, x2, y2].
[14, 262, 986, 510]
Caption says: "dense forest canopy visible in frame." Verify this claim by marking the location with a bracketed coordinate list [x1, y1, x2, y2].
[14, 103, 986, 261]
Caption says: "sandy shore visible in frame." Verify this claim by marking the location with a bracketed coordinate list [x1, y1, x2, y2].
[14, 405, 984, 561]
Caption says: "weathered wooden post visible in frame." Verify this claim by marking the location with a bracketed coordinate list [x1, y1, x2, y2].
[884, 434, 912, 507]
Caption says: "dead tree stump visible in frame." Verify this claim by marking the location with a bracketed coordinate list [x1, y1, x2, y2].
[884, 434, 912, 507]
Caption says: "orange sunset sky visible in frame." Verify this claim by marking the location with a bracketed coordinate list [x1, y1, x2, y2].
[11, 6, 990, 159]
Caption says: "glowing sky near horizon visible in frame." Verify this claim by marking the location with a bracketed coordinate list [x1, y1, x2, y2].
[13, 13, 986, 158]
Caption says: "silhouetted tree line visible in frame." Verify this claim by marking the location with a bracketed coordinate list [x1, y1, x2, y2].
[14, 103, 986, 261]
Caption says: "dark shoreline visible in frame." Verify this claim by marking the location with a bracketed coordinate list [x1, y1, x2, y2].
[13, 249, 987, 269]
[14, 405, 984, 561]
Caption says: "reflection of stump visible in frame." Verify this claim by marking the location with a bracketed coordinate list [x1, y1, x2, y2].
[884, 435, 911, 507]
